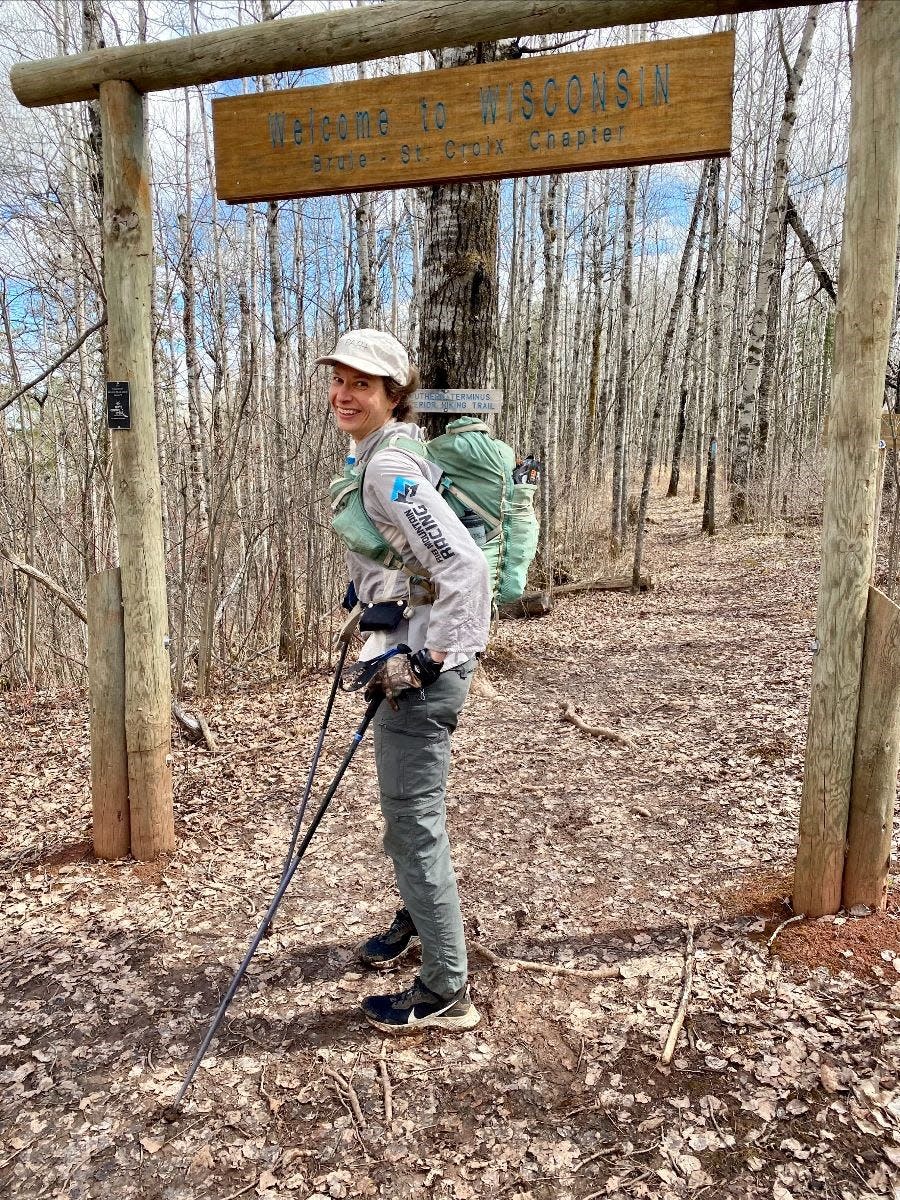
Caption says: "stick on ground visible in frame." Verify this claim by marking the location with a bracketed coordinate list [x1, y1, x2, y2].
[378, 1042, 393, 1126]
[561, 702, 635, 748]
[473, 942, 617, 981]
[767, 911, 805, 951]
[660, 918, 697, 1065]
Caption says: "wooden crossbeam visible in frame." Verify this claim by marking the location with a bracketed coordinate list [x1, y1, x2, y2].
[10, 0, 801, 109]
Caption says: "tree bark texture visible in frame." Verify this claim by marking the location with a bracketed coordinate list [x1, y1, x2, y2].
[532, 173, 560, 587]
[610, 167, 638, 555]
[702, 157, 724, 535]
[731, 6, 819, 522]
[100, 79, 174, 860]
[793, 0, 900, 918]
[417, 46, 499, 432]
[632, 163, 709, 589]
[667, 172, 712, 497]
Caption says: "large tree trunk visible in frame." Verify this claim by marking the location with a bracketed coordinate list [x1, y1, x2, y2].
[417, 44, 500, 435]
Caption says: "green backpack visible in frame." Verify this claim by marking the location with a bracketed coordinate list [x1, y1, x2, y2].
[329, 417, 539, 605]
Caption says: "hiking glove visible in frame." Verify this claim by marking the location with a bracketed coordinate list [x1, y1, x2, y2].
[369, 650, 442, 709]
[409, 649, 443, 688]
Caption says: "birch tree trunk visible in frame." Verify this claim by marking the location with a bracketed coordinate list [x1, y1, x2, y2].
[632, 164, 709, 590]
[667, 177, 712, 497]
[731, 5, 820, 522]
[262, 0, 295, 664]
[532, 173, 560, 588]
[610, 167, 638, 555]
[356, 191, 377, 326]
[703, 158, 725, 535]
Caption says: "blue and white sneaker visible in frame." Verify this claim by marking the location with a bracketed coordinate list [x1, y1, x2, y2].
[362, 977, 480, 1035]
[358, 908, 420, 970]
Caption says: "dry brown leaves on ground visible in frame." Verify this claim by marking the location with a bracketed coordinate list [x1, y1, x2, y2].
[2, 494, 899, 1200]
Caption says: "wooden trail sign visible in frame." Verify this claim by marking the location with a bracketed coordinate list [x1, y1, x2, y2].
[213, 31, 734, 202]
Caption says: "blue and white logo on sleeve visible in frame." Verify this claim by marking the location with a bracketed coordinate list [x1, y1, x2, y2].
[391, 476, 419, 503]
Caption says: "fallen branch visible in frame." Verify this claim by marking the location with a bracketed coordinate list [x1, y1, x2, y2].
[168, 702, 221, 751]
[323, 1066, 366, 1130]
[378, 1042, 393, 1125]
[550, 572, 653, 597]
[561, 702, 635, 748]
[659, 918, 697, 1066]
[473, 942, 617, 981]
[767, 911, 805, 951]
[195, 712, 219, 753]
[0, 549, 220, 749]
[0, 544, 87, 624]
[500, 572, 654, 619]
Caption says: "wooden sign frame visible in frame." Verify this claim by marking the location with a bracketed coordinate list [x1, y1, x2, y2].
[213, 31, 734, 203]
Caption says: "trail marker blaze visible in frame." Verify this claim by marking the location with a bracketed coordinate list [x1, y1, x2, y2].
[212, 31, 735, 203]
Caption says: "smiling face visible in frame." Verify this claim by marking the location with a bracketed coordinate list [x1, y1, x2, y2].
[329, 365, 396, 442]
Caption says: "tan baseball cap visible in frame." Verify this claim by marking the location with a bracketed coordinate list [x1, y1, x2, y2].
[316, 328, 411, 386]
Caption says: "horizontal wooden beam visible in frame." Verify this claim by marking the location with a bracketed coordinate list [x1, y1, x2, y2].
[10, 0, 801, 109]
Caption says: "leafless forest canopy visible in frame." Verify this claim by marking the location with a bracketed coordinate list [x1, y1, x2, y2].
[1, 1, 895, 696]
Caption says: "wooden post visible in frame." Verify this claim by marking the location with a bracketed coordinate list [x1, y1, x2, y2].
[100, 80, 175, 860]
[86, 569, 129, 859]
[842, 588, 900, 910]
[793, 0, 900, 917]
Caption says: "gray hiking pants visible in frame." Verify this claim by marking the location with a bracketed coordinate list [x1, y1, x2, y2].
[372, 658, 477, 998]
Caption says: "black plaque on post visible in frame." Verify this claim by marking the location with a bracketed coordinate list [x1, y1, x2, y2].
[106, 381, 131, 430]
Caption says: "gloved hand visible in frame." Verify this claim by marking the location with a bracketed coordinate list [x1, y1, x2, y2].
[367, 649, 443, 709]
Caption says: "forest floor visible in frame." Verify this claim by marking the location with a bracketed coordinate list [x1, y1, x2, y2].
[2, 493, 900, 1200]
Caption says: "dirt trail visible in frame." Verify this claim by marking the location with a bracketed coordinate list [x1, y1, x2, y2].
[2, 495, 899, 1200]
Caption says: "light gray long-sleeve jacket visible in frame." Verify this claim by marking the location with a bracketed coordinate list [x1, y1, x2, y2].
[347, 421, 491, 669]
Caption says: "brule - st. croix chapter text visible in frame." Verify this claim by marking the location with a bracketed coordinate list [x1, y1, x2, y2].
[212, 31, 734, 202]
[266, 60, 672, 169]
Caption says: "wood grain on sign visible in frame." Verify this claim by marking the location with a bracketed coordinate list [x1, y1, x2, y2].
[213, 31, 734, 202]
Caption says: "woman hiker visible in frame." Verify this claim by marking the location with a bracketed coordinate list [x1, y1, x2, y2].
[319, 328, 491, 1034]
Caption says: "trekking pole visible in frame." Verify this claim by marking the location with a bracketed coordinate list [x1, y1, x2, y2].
[275, 639, 349, 892]
[268, 633, 397, 922]
[163, 691, 381, 1121]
